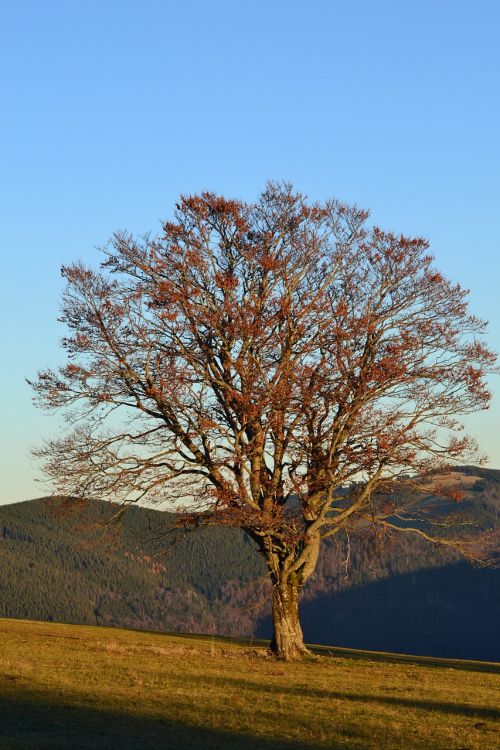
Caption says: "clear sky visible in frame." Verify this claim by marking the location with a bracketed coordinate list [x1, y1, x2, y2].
[1, 0, 499, 504]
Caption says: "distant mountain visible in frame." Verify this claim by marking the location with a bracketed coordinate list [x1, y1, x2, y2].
[0, 466, 498, 660]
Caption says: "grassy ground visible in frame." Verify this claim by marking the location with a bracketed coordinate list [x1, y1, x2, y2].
[0, 618, 498, 749]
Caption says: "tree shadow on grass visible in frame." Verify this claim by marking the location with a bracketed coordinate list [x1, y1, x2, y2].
[0, 687, 328, 750]
[175, 673, 500, 722]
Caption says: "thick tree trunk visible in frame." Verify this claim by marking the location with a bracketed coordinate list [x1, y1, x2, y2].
[269, 578, 310, 659]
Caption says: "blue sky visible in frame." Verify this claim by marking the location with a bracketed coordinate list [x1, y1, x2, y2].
[1, 0, 499, 504]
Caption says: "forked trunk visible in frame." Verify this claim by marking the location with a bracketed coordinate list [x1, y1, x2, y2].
[269, 578, 310, 659]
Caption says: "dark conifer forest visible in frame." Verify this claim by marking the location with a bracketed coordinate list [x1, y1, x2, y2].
[1, 466, 498, 661]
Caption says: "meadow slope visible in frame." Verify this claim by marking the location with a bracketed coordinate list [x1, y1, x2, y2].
[0, 618, 499, 750]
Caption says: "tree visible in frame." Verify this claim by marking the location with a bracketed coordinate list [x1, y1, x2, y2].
[32, 183, 497, 659]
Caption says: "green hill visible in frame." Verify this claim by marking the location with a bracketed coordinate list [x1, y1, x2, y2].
[0, 466, 499, 660]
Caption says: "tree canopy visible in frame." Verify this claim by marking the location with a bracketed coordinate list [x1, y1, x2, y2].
[32, 183, 497, 658]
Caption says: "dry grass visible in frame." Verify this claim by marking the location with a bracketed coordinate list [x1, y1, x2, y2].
[422, 471, 482, 492]
[0, 618, 498, 749]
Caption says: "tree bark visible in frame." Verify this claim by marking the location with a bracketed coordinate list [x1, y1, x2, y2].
[269, 577, 310, 659]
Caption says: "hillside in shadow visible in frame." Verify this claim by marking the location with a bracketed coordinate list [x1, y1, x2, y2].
[257, 561, 500, 661]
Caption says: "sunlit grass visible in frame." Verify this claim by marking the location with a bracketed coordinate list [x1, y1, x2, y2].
[0, 618, 498, 749]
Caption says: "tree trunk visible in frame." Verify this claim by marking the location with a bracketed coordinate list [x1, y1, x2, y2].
[269, 577, 310, 659]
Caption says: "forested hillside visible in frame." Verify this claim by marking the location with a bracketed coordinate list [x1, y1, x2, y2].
[1, 467, 499, 660]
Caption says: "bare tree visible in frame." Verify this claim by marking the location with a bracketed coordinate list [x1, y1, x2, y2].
[31, 183, 497, 658]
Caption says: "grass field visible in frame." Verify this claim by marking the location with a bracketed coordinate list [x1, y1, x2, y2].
[0, 619, 498, 749]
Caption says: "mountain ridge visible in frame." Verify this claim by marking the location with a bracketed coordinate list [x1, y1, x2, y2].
[1, 466, 498, 659]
